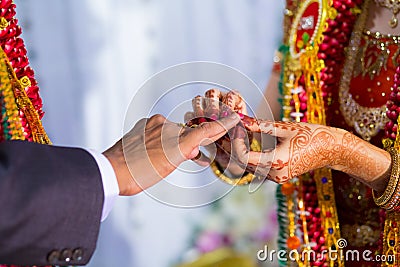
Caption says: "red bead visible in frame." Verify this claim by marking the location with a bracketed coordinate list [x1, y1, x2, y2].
[345, 0, 355, 8]
[396, 92, 400, 101]
[286, 236, 301, 250]
[390, 92, 397, 101]
[313, 260, 323, 266]
[333, 1, 341, 9]
[281, 183, 295, 196]
[330, 38, 339, 47]
[313, 231, 321, 239]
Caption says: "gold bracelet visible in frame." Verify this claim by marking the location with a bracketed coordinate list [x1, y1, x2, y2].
[385, 166, 400, 211]
[210, 139, 262, 186]
[386, 181, 400, 211]
[373, 147, 400, 208]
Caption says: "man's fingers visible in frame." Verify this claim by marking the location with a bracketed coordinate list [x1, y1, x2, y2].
[191, 151, 212, 166]
[183, 113, 240, 147]
[146, 114, 167, 128]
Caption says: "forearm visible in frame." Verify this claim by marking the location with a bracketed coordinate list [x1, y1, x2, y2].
[281, 123, 391, 191]
[329, 129, 391, 193]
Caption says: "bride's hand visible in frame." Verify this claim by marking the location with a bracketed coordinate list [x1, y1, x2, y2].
[185, 88, 249, 176]
[232, 118, 391, 190]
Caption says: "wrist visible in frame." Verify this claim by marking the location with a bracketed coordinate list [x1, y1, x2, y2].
[370, 161, 391, 195]
[328, 128, 392, 191]
[103, 148, 139, 196]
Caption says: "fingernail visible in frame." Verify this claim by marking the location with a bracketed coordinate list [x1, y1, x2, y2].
[210, 114, 218, 121]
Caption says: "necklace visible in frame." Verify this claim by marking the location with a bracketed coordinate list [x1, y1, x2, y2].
[374, 0, 400, 27]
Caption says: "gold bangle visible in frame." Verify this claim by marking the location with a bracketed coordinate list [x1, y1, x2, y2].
[373, 147, 400, 208]
[210, 139, 262, 186]
[210, 161, 256, 185]
[385, 168, 400, 211]
[386, 182, 400, 211]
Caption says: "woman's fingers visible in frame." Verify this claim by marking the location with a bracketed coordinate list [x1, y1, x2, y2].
[184, 111, 195, 123]
[231, 125, 273, 164]
[222, 91, 247, 114]
[204, 88, 222, 120]
[230, 124, 292, 183]
[192, 95, 205, 117]
[241, 117, 312, 138]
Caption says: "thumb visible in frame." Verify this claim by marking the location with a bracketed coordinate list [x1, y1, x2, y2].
[184, 113, 240, 147]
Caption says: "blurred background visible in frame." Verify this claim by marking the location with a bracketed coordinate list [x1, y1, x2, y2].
[14, 0, 284, 266]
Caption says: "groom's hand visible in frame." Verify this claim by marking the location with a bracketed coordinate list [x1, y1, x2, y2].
[103, 113, 240, 196]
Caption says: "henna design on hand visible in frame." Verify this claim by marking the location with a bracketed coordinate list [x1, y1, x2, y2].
[235, 116, 391, 188]
[331, 131, 390, 186]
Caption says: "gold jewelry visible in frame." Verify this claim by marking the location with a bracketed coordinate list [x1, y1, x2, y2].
[338, 30, 391, 141]
[210, 161, 256, 186]
[361, 31, 400, 77]
[191, 151, 202, 161]
[374, 0, 400, 28]
[0, 47, 51, 144]
[373, 147, 399, 208]
[382, 212, 400, 266]
[210, 138, 261, 186]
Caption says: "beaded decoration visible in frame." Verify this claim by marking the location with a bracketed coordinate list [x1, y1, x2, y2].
[277, 0, 364, 266]
[0, 1, 51, 267]
[0, 0, 49, 144]
[278, 0, 400, 266]
[380, 65, 400, 267]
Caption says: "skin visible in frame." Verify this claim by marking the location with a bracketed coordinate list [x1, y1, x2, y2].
[103, 113, 240, 196]
[185, 89, 249, 176]
[235, 118, 390, 193]
[195, 88, 391, 194]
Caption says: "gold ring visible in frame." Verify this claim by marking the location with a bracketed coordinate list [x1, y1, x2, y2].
[191, 151, 202, 161]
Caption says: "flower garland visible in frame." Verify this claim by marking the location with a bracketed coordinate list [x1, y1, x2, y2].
[0, 0, 50, 266]
[384, 66, 400, 143]
[0, 0, 46, 142]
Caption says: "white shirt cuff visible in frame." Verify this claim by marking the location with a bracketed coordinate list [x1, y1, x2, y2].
[85, 149, 119, 222]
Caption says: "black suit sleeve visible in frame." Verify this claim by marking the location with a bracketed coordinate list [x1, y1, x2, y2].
[0, 140, 105, 266]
